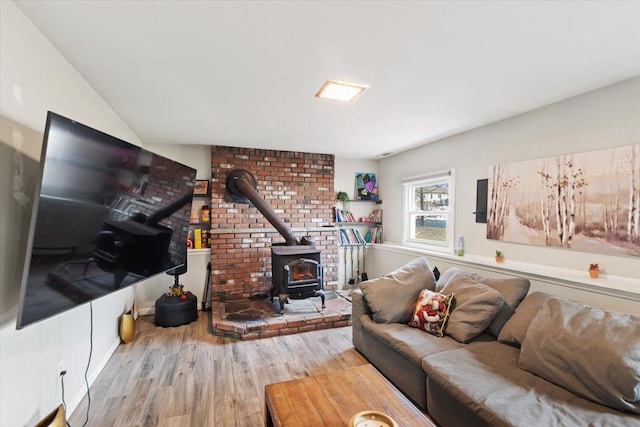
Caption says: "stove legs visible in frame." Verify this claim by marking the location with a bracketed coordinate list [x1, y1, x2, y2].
[270, 288, 325, 312]
[317, 290, 326, 309]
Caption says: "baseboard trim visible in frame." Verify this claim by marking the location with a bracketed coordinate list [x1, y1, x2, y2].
[67, 336, 120, 416]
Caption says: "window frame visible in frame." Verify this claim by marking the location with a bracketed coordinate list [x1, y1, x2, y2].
[402, 169, 455, 253]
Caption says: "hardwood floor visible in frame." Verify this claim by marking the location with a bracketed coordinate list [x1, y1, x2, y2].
[68, 313, 368, 426]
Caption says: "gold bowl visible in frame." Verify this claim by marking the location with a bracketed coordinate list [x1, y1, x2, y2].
[348, 410, 398, 427]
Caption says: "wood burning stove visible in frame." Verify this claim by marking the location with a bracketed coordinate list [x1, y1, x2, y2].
[271, 245, 325, 312]
[225, 169, 326, 312]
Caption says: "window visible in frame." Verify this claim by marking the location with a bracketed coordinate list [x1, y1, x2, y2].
[403, 170, 454, 251]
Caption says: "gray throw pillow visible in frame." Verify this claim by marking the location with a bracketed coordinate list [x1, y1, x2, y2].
[440, 273, 505, 343]
[519, 297, 640, 415]
[360, 257, 436, 324]
[436, 268, 530, 336]
[497, 292, 552, 347]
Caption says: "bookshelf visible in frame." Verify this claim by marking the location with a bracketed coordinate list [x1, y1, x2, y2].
[188, 193, 211, 250]
[334, 204, 383, 245]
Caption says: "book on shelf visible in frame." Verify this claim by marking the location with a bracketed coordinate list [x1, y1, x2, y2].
[364, 225, 383, 243]
[334, 207, 356, 223]
[191, 228, 211, 249]
[339, 227, 367, 245]
[193, 229, 202, 249]
[201, 230, 210, 248]
[369, 209, 383, 224]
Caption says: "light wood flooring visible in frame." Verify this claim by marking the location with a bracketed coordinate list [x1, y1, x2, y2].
[68, 313, 368, 426]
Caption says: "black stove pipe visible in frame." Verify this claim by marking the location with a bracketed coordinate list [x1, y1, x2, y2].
[229, 170, 300, 246]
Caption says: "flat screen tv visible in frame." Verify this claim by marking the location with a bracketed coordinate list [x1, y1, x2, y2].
[16, 112, 196, 329]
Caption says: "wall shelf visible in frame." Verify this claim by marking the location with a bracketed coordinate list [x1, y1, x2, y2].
[339, 199, 382, 204]
[189, 196, 210, 249]
[373, 243, 640, 302]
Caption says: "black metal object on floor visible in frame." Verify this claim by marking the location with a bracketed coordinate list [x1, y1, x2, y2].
[155, 291, 197, 327]
[202, 261, 212, 312]
[155, 258, 197, 327]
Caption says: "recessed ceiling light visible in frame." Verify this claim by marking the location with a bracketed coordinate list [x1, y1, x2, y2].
[315, 80, 368, 102]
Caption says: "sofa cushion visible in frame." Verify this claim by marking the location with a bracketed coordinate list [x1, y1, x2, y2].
[436, 267, 530, 336]
[385, 256, 437, 288]
[423, 342, 640, 427]
[362, 318, 468, 367]
[360, 257, 436, 324]
[497, 291, 552, 347]
[440, 274, 505, 343]
[408, 289, 453, 337]
[519, 297, 640, 415]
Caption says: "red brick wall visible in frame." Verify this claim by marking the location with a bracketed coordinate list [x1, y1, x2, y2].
[210, 147, 337, 300]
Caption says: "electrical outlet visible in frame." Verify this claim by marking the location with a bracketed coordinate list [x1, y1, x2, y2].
[58, 360, 65, 375]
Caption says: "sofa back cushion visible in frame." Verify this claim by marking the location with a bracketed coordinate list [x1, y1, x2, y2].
[436, 268, 530, 336]
[519, 297, 640, 415]
[440, 274, 505, 343]
[360, 257, 436, 324]
[497, 292, 553, 347]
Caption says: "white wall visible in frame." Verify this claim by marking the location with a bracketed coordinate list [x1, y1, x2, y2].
[334, 157, 379, 218]
[0, 2, 142, 425]
[376, 77, 640, 311]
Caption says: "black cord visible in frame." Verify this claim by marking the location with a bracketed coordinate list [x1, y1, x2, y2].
[82, 301, 94, 427]
[60, 371, 71, 427]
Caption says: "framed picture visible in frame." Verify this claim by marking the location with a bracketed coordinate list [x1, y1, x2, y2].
[193, 179, 210, 195]
[355, 172, 378, 201]
[487, 143, 640, 257]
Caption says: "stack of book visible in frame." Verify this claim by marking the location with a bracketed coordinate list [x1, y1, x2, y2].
[191, 229, 211, 249]
[364, 226, 383, 244]
[335, 208, 357, 223]
[339, 227, 366, 245]
[368, 209, 383, 224]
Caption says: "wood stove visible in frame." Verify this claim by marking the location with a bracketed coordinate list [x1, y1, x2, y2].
[225, 169, 326, 312]
[271, 245, 325, 311]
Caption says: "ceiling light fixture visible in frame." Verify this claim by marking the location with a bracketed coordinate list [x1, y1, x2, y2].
[315, 80, 368, 102]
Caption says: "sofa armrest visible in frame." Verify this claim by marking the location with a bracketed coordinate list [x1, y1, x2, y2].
[351, 288, 372, 319]
[351, 288, 372, 350]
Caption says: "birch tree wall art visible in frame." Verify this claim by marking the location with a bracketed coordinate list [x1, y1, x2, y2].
[487, 144, 640, 257]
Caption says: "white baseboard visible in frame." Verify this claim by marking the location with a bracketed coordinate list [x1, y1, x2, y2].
[67, 336, 120, 416]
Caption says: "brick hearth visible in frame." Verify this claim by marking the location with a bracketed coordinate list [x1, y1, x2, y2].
[210, 292, 352, 340]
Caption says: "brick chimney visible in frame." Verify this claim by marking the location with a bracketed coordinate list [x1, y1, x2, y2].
[209, 147, 338, 300]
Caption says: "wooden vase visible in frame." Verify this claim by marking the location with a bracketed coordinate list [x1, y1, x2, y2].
[119, 312, 135, 344]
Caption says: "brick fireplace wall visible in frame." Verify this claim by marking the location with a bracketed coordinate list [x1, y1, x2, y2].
[209, 147, 337, 300]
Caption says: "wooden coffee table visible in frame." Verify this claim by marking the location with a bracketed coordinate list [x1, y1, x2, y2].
[265, 364, 435, 426]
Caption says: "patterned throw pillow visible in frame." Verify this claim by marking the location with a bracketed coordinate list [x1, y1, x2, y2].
[408, 289, 453, 337]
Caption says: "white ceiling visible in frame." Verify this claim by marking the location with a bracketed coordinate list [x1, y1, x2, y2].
[15, 1, 640, 159]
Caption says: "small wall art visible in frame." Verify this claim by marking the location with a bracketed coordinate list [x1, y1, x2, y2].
[355, 172, 378, 201]
[487, 143, 639, 257]
[193, 179, 210, 195]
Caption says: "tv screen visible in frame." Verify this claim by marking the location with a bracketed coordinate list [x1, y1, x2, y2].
[16, 112, 196, 329]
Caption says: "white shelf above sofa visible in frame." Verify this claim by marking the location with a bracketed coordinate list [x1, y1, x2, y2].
[373, 243, 640, 303]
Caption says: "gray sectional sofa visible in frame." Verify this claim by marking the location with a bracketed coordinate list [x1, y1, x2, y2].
[351, 257, 640, 427]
